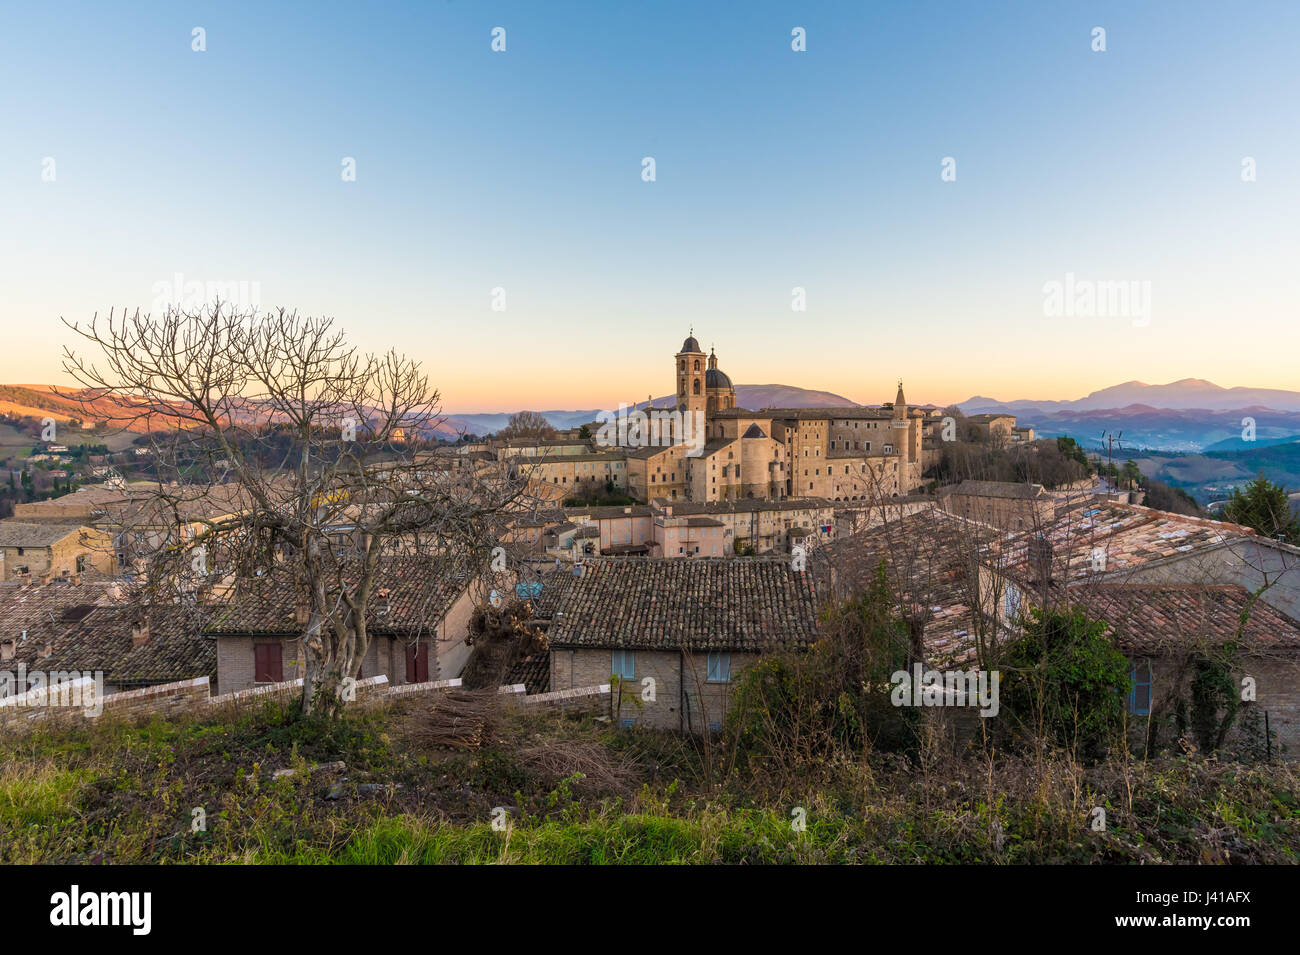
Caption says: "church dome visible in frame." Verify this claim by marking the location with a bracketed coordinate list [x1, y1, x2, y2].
[706, 367, 732, 389]
[680, 335, 702, 353]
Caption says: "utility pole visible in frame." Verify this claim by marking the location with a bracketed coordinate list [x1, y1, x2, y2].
[1097, 430, 1124, 487]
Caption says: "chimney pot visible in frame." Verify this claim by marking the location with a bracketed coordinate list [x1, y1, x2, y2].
[131, 618, 150, 647]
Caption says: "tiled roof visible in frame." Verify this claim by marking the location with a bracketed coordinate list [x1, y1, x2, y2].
[14, 483, 251, 527]
[562, 505, 652, 520]
[605, 543, 651, 555]
[516, 453, 623, 464]
[813, 510, 1001, 667]
[524, 569, 575, 618]
[204, 557, 472, 636]
[0, 579, 130, 648]
[504, 438, 593, 448]
[651, 497, 834, 516]
[943, 480, 1047, 500]
[1068, 584, 1300, 658]
[988, 501, 1254, 585]
[549, 557, 819, 652]
[506, 651, 551, 694]
[625, 444, 681, 460]
[0, 521, 86, 547]
[13, 603, 217, 685]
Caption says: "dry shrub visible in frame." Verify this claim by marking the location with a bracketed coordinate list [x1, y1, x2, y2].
[516, 739, 645, 798]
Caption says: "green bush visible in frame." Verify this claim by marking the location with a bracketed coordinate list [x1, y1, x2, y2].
[727, 562, 919, 768]
[1000, 606, 1130, 759]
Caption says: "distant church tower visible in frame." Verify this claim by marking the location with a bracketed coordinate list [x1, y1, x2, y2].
[891, 379, 918, 464]
[676, 332, 707, 420]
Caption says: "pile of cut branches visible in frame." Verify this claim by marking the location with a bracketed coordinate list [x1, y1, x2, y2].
[408, 689, 501, 749]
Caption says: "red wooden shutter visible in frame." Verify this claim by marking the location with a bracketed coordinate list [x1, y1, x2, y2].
[254, 643, 283, 683]
[405, 643, 429, 683]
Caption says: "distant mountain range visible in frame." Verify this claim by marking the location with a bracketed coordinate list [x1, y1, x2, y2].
[961, 379, 1300, 414]
[452, 379, 1300, 452]
[959, 379, 1300, 452]
[14, 378, 1300, 453]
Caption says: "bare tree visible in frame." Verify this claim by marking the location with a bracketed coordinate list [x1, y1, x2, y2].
[61, 303, 532, 714]
[499, 411, 556, 441]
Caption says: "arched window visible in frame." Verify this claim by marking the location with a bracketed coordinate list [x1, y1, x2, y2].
[693, 379, 701, 395]
[693, 360, 700, 372]
[679, 360, 685, 371]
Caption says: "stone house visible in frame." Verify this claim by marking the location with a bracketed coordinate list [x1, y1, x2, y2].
[964, 413, 1018, 445]
[512, 452, 628, 492]
[938, 480, 1053, 531]
[1067, 583, 1300, 758]
[0, 521, 115, 582]
[547, 557, 819, 732]
[205, 557, 481, 693]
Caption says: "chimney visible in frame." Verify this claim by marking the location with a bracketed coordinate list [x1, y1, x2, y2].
[1027, 534, 1054, 586]
[294, 594, 310, 625]
[131, 617, 150, 647]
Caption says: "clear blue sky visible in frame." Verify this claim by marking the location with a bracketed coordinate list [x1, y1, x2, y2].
[2, 0, 1296, 410]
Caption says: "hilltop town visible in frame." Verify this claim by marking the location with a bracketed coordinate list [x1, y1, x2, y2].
[0, 329, 1295, 773]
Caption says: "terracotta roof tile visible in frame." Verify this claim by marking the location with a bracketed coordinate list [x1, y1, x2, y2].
[549, 557, 818, 652]
[204, 557, 472, 636]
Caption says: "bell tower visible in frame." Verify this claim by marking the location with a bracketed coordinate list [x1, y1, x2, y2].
[675, 330, 707, 420]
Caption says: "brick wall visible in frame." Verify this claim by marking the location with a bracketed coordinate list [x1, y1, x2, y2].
[549, 647, 756, 731]
[1130, 655, 1300, 758]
